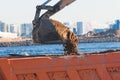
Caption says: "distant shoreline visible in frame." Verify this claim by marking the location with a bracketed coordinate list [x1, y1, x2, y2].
[79, 37, 120, 43]
[0, 37, 120, 47]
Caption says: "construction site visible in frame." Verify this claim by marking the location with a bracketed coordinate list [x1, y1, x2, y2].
[0, 0, 120, 80]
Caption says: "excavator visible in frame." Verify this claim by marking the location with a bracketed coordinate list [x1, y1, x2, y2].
[32, 0, 79, 55]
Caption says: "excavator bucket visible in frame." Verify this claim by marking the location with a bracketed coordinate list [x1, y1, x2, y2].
[41, 0, 76, 18]
[32, 0, 78, 55]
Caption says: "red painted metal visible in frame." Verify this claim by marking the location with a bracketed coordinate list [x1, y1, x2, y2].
[0, 51, 120, 80]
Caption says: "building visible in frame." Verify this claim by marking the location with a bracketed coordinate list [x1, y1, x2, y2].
[73, 28, 77, 34]
[93, 28, 105, 33]
[63, 22, 70, 27]
[63, 22, 73, 31]
[0, 21, 5, 32]
[76, 22, 83, 35]
[19, 23, 33, 38]
[116, 20, 120, 29]
[110, 20, 120, 30]
[5, 24, 9, 32]
[4, 24, 19, 35]
[9, 24, 15, 33]
[0, 32, 17, 38]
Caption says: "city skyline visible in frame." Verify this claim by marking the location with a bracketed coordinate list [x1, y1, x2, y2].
[0, 0, 120, 26]
[0, 19, 119, 34]
[0, 19, 120, 38]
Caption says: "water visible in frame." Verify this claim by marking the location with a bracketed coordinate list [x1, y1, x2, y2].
[0, 42, 120, 56]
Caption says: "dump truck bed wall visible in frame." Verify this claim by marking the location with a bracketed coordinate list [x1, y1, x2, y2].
[0, 52, 120, 80]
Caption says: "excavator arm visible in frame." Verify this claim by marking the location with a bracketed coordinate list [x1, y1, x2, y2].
[34, 0, 53, 21]
[41, 0, 76, 18]
[34, 0, 76, 20]
[33, 0, 76, 29]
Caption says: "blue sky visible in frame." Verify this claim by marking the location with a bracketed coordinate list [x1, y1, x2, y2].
[0, 0, 120, 24]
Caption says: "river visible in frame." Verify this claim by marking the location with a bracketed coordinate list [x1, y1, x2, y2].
[0, 42, 120, 56]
